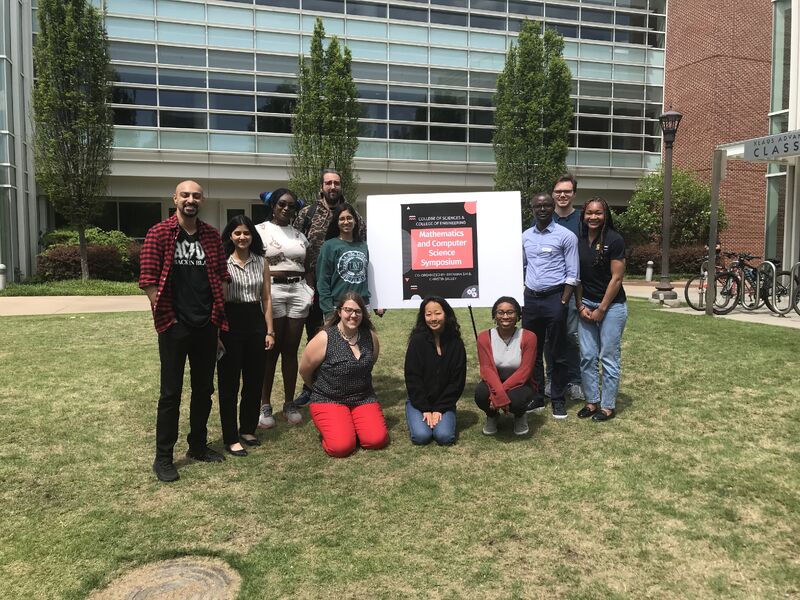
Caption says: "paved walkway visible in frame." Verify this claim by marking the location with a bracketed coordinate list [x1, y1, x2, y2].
[1, 282, 798, 330]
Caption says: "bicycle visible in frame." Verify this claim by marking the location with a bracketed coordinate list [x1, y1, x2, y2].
[683, 261, 739, 314]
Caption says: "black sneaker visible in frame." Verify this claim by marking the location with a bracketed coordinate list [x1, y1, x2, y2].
[293, 386, 312, 408]
[186, 447, 225, 462]
[152, 460, 179, 482]
[526, 397, 546, 414]
[551, 400, 568, 419]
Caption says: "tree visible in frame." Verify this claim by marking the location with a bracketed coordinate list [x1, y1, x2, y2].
[614, 167, 728, 247]
[493, 21, 573, 224]
[33, 0, 113, 281]
[290, 19, 360, 203]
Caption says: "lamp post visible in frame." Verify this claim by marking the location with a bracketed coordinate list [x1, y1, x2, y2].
[652, 106, 683, 301]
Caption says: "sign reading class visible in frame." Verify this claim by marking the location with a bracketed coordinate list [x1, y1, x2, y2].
[743, 130, 800, 161]
[367, 191, 522, 309]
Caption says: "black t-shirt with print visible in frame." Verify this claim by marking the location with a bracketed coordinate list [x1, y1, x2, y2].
[578, 228, 627, 304]
[171, 228, 213, 327]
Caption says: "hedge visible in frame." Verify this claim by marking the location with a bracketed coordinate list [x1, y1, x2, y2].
[37, 244, 132, 281]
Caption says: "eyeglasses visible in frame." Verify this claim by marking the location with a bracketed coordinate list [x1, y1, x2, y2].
[553, 190, 574, 196]
[323, 180, 341, 187]
[275, 199, 298, 211]
[179, 191, 202, 199]
[340, 307, 362, 316]
[495, 310, 517, 317]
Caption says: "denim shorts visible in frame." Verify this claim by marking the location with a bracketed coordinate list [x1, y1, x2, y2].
[271, 278, 313, 319]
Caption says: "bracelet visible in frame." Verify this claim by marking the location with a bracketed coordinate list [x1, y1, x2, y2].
[266, 332, 275, 337]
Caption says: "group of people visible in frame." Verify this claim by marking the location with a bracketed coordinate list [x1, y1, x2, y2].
[140, 172, 627, 483]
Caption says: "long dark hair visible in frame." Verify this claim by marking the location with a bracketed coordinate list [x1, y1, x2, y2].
[259, 187, 301, 223]
[221, 215, 264, 257]
[325, 203, 363, 242]
[580, 196, 617, 265]
[323, 291, 375, 332]
[410, 296, 462, 342]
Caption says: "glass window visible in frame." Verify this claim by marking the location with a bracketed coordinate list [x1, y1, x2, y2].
[433, 0, 468, 7]
[612, 136, 643, 151]
[579, 43, 612, 60]
[430, 48, 467, 67]
[107, 0, 153, 16]
[390, 24, 428, 43]
[430, 68, 467, 86]
[431, 88, 467, 105]
[257, 115, 292, 133]
[209, 27, 253, 49]
[430, 107, 466, 124]
[508, 1, 542, 17]
[430, 144, 468, 161]
[390, 6, 428, 22]
[353, 62, 388, 81]
[390, 142, 428, 160]
[391, 105, 428, 121]
[430, 28, 468, 47]
[578, 133, 609, 149]
[614, 46, 646, 63]
[469, 110, 494, 125]
[470, 32, 506, 51]
[346, 20, 387, 38]
[160, 130, 208, 149]
[650, 0, 666, 13]
[647, 32, 665, 48]
[159, 69, 206, 87]
[430, 10, 467, 26]
[160, 110, 207, 129]
[647, 49, 665, 67]
[643, 137, 660, 152]
[210, 113, 255, 131]
[469, 128, 493, 143]
[158, 46, 206, 67]
[579, 62, 611, 78]
[118, 202, 162, 238]
[645, 85, 662, 103]
[644, 104, 660, 120]
[208, 5, 253, 27]
[470, 71, 497, 89]
[113, 108, 157, 126]
[357, 83, 386, 100]
[579, 116, 610, 132]
[257, 96, 296, 113]
[615, 29, 646, 45]
[347, 1, 387, 17]
[112, 65, 157, 85]
[545, 5, 577, 19]
[430, 126, 466, 142]
[257, 76, 297, 94]
[581, 80, 611, 97]
[469, 146, 494, 161]
[112, 86, 157, 105]
[612, 102, 642, 117]
[579, 99, 610, 114]
[389, 44, 428, 64]
[358, 122, 387, 138]
[390, 124, 427, 140]
[581, 26, 613, 42]
[613, 119, 642, 134]
[549, 24, 577, 38]
[614, 83, 644, 100]
[470, 14, 505, 30]
[615, 64, 645, 83]
[616, 0, 647, 8]
[256, 32, 300, 53]
[211, 93, 254, 112]
[157, 0, 205, 20]
[563, 41, 579, 58]
[470, 51, 505, 70]
[109, 41, 156, 63]
[390, 65, 427, 84]
[255, 10, 300, 30]
[360, 103, 387, 119]
[471, 0, 506, 10]
[390, 86, 428, 103]
[355, 140, 388, 158]
[302, 15, 345, 35]
[349, 40, 388, 61]
[256, 54, 299, 74]
[157, 23, 205, 45]
[470, 91, 494, 107]
[257, 0, 299, 6]
[644, 119, 660, 136]
[616, 11, 647, 27]
[582, 8, 613, 24]
[210, 133, 256, 153]
[611, 152, 642, 168]
[209, 50, 253, 70]
[114, 128, 158, 148]
[649, 14, 666, 31]
[304, 0, 344, 12]
[160, 90, 206, 109]
[209, 72, 254, 91]
[106, 17, 155, 41]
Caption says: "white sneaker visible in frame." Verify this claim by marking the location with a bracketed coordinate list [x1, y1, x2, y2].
[258, 404, 275, 429]
[513, 413, 529, 436]
[283, 403, 303, 425]
[482, 415, 498, 435]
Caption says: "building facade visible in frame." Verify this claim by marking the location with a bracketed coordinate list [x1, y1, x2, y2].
[8, 0, 668, 280]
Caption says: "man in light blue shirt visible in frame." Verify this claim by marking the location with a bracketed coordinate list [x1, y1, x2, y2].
[522, 192, 579, 419]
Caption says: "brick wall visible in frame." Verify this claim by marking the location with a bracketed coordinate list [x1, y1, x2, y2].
[665, 0, 772, 256]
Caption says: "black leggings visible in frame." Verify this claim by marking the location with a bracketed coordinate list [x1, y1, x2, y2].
[474, 381, 533, 418]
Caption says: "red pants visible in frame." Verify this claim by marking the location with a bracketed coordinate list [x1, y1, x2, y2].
[310, 402, 389, 458]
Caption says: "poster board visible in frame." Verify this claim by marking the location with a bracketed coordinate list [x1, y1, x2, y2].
[367, 191, 523, 308]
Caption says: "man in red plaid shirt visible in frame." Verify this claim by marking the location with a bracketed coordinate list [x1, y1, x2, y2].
[139, 180, 230, 482]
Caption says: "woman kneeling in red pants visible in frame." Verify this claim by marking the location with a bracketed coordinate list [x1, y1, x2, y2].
[299, 291, 389, 457]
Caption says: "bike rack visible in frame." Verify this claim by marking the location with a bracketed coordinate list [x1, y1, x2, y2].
[792, 262, 800, 317]
[755, 261, 793, 316]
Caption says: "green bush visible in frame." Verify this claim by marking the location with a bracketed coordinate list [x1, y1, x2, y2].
[37, 244, 130, 281]
[42, 227, 135, 267]
[625, 242, 708, 276]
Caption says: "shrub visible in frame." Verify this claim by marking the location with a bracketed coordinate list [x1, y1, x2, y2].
[41, 227, 136, 267]
[127, 241, 142, 280]
[37, 244, 130, 281]
[626, 243, 708, 276]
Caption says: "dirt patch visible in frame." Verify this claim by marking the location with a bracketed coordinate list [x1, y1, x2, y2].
[88, 557, 240, 600]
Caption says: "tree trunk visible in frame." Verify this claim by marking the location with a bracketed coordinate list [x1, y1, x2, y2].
[77, 224, 90, 281]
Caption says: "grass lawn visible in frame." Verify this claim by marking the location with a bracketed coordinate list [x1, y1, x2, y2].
[1, 300, 798, 599]
[0, 279, 142, 296]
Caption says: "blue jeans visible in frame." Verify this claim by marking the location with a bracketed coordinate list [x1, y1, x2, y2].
[546, 302, 581, 386]
[578, 300, 627, 411]
[405, 401, 457, 446]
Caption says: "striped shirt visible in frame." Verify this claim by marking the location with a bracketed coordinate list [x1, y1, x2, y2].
[226, 253, 265, 303]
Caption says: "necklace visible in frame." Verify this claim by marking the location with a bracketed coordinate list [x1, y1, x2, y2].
[497, 327, 517, 346]
[338, 324, 359, 346]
